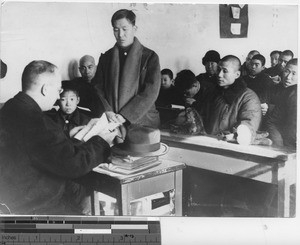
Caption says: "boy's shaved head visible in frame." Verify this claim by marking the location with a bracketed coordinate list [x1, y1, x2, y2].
[220, 55, 241, 71]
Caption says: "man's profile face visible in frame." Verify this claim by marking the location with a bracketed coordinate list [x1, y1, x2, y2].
[217, 60, 240, 89]
[282, 64, 298, 88]
[113, 18, 136, 48]
[44, 71, 63, 111]
[79, 59, 96, 81]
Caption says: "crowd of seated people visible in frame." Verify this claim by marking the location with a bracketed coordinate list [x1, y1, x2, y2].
[156, 49, 297, 149]
[55, 50, 297, 147]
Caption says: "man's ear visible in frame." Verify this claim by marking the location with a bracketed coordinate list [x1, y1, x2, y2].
[76, 96, 80, 105]
[133, 25, 138, 32]
[41, 84, 47, 96]
[235, 70, 241, 79]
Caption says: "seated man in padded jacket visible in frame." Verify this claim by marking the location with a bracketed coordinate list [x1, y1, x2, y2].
[204, 55, 262, 145]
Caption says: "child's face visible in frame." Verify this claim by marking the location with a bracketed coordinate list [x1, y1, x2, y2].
[249, 59, 264, 76]
[59, 90, 80, 115]
[161, 74, 173, 89]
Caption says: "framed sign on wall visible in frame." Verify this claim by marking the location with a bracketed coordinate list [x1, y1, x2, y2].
[219, 4, 249, 38]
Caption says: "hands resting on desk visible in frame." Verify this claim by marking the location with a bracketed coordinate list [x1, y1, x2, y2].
[218, 124, 273, 146]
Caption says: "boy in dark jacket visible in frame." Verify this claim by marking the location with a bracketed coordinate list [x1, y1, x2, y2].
[156, 68, 181, 107]
[46, 80, 91, 138]
[243, 54, 274, 116]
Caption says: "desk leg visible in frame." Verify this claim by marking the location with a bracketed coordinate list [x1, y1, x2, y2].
[92, 191, 100, 216]
[277, 158, 297, 217]
[121, 184, 129, 216]
[175, 170, 183, 216]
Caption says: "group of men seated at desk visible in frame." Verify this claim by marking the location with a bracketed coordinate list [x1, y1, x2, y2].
[0, 9, 297, 216]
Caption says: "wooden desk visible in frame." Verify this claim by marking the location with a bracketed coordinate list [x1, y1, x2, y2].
[93, 159, 186, 216]
[160, 130, 296, 217]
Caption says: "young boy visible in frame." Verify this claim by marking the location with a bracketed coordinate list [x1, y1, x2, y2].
[243, 54, 274, 116]
[46, 80, 91, 137]
[156, 69, 179, 107]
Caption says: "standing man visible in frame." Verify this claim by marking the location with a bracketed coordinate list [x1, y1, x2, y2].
[92, 9, 161, 140]
[0, 60, 117, 215]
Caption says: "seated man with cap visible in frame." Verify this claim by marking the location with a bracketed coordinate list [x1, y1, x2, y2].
[196, 50, 220, 87]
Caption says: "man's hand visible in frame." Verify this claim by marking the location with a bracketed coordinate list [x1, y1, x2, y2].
[105, 111, 126, 124]
[270, 75, 281, 84]
[69, 125, 85, 138]
[97, 128, 119, 147]
[184, 97, 196, 106]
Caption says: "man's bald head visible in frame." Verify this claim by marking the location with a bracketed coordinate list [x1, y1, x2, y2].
[217, 55, 241, 89]
[79, 55, 95, 66]
[78, 55, 96, 82]
[220, 55, 241, 72]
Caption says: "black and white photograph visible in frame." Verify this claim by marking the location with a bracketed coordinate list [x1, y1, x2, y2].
[0, 0, 299, 244]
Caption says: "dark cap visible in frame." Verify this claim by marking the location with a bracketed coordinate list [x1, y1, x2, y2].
[202, 50, 221, 65]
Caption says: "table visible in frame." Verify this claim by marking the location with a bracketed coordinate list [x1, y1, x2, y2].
[92, 159, 186, 216]
[160, 130, 296, 217]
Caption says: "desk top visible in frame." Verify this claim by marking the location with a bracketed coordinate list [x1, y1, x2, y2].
[93, 159, 186, 184]
[161, 130, 296, 161]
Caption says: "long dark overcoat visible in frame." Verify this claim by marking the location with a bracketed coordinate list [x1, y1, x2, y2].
[92, 38, 161, 128]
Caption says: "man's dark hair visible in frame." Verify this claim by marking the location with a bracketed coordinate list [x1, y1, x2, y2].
[161, 69, 173, 80]
[270, 50, 281, 57]
[111, 9, 136, 27]
[174, 69, 198, 91]
[252, 54, 266, 66]
[281, 50, 294, 58]
[22, 60, 57, 92]
[286, 58, 298, 67]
